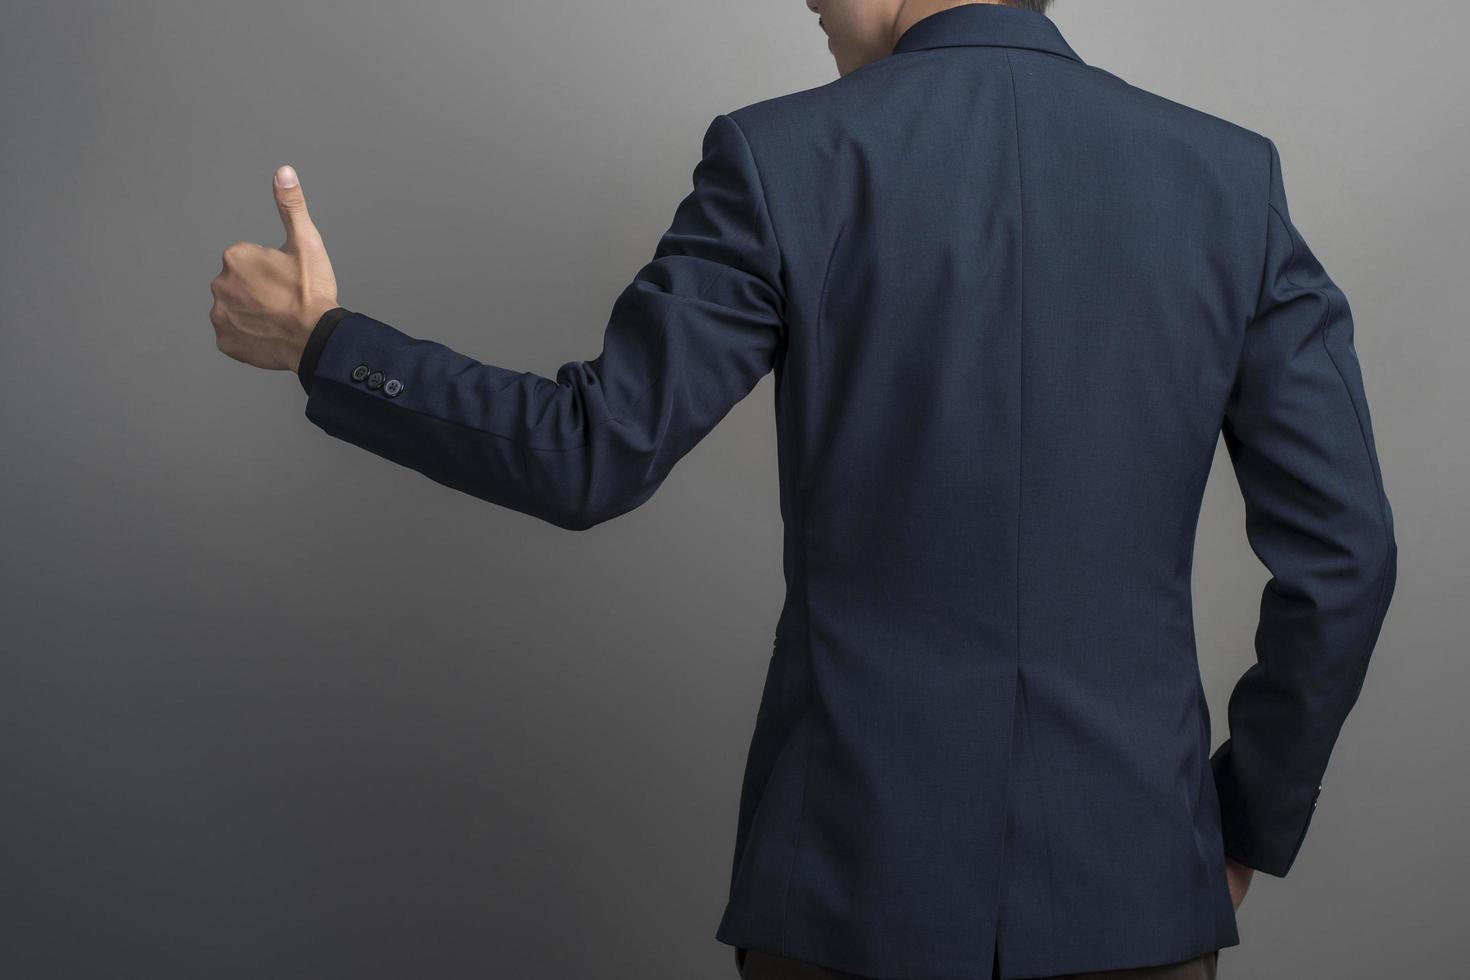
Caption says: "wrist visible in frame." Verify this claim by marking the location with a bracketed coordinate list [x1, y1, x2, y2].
[293, 302, 340, 372]
[296, 305, 352, 395]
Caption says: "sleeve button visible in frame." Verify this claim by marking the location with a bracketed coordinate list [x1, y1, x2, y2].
[383, 378, 403, 397]
[351, 364, 371, 382]
[366, 370, 385, 390]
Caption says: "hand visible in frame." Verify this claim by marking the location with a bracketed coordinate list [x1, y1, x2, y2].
[1225, 856, 1255, 911]
[210, 164, 340, 373]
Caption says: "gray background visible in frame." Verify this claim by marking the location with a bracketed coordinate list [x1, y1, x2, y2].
[1, 1, 1463, 977]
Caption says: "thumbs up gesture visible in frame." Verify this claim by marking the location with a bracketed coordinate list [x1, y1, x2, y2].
[210, 164, 341, 373]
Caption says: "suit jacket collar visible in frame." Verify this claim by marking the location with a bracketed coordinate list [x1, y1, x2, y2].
[892, 4, 1082, 64]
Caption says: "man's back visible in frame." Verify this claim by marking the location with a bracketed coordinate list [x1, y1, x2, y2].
[295, 6, 1396, 979]
[708, 7, 1396, 979]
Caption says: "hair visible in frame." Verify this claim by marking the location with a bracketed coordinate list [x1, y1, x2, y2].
[1000, 0, 1055, 13]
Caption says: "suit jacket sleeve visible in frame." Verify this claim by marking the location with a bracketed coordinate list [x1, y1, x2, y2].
[299, 112, 786, 530]
[1208, 137, 1398, 877]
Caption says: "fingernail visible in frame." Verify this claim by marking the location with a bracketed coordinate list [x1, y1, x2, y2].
[275, 165, 299, 188]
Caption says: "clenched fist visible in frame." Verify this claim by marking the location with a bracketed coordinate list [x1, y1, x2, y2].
[210, 164, 341, 373]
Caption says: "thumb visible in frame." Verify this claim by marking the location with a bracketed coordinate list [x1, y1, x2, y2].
[272, 164, 322, 254]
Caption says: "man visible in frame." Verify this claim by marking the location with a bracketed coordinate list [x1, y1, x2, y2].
[210, 1, 1398, 978]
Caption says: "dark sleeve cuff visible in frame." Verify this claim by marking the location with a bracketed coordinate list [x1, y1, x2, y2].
[298, 306, 353, 395]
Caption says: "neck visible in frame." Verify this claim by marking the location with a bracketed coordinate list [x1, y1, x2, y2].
[890, 0, 1009, 49]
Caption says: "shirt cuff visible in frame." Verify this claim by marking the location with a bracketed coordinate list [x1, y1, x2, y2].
[298, 306, 353, 395]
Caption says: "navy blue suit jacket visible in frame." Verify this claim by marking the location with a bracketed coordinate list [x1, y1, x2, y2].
[297, 6, 1398, 978]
